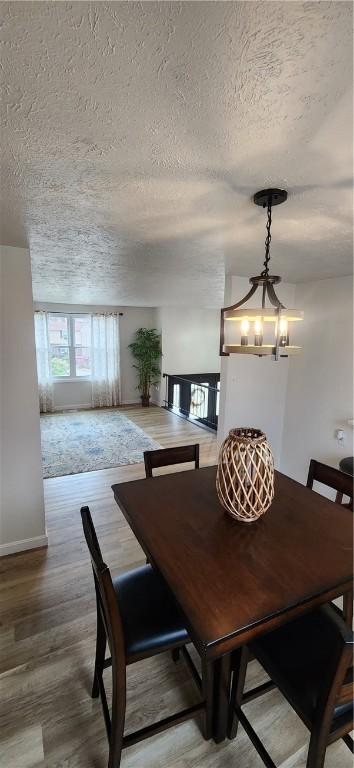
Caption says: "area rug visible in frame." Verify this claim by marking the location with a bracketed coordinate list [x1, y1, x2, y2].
[40, 409, 162, 478]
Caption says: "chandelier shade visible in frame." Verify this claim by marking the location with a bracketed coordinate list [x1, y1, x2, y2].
[220, 189, 304, 360]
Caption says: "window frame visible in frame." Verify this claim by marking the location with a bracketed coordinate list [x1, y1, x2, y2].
[48, 312, 92, 382]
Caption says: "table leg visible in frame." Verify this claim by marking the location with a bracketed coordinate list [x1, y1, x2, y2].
[201, 657, 214, 740]
[212, 653, 232, 743]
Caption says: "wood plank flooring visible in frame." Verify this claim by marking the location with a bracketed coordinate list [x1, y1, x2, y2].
[0, 407, 351, 768]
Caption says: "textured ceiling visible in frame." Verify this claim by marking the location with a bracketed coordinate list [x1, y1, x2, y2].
[0, 1, 352, 307]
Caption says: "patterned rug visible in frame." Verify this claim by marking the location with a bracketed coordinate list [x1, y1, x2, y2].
[40, 409, 161, 478]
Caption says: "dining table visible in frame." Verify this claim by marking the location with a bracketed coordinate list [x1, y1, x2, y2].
[112, 465, 353, 743]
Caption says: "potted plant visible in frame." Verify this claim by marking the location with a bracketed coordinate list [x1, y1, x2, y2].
[128, 328, 161, 407]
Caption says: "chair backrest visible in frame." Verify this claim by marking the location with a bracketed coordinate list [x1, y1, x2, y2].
[144, 444, 200, 478]
[307, 459, 353, 505]
[81, 506, 125, 662]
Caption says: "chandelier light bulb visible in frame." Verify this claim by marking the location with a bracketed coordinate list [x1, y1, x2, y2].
[240, 318, 249, 346]
[279, 317, 288, 334]
[279, 317, 289, 347]
[254, 318, 263, 346]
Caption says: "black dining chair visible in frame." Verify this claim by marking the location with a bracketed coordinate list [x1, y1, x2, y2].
[143, 444, 200, 565]
[339, 456, 354, 478]
[81, 505, 209, 768]
[144, 444, 200, 478]
[306, 459, 353, 625]
[307, 458, 353, 511]
[228, 604, 354, 768]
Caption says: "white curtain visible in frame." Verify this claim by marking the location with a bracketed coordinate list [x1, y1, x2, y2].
[34, 311, 54, 413]
[91, 313, 120, 408]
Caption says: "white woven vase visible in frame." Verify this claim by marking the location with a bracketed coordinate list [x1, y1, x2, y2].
[216, 427, 274, 523]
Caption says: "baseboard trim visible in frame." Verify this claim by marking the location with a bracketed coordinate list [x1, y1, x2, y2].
[121, 400, 161, 407]
[54, 404, 92, 411]
[53, 401, 162, 411]
[0, 534, 48, 557]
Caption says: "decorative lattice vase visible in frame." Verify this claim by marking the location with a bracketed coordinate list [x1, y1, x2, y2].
[216, 428, 274, 523]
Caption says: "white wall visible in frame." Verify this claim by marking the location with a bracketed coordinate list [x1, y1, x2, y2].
[280, 276, 353, 485]
[121, 306, 160, 405]
[154, 307, 220, 405]
[0, 246, 46, 555]
[218, 276, 296, 466]
[34, 303, 157, 408]
[159, 307, 220, 374]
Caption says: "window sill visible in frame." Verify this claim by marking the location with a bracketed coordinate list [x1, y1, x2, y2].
[51, 377, 92, 383]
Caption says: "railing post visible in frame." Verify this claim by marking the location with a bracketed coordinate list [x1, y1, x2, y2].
[162, 373, 168, 409]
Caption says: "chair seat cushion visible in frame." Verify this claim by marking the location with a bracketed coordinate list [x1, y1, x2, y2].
[113, 565, 189, 658]
[250, 605, 352, 725]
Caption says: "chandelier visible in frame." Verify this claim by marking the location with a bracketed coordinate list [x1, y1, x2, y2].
[220, 188, 303, 360]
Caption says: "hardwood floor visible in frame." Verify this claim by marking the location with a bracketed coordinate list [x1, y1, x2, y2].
[0, 407, 351, 768]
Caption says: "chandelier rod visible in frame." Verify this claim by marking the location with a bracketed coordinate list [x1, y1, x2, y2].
[267, 281, 285, 310]
[261, 199, 273, 278]
[220, 283, 258, 313]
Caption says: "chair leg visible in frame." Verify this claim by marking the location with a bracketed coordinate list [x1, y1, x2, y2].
[92, 602, 107, 698]
[306, 715, 333, 768]
[343, 587, 353, 629]
[343, 734, 354, 753]
[228, 647, 249, 740]
[306, 735, 327, 768]
[108, 659, 126, 768]
[172, 648, 180, 662]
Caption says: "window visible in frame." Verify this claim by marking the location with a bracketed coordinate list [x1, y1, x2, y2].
[48, 314, 92, 378]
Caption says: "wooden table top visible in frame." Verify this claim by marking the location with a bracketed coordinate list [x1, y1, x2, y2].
[112, 466, 353, 658]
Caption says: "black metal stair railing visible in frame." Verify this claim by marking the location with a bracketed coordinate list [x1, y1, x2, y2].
[162, 373, 220, 432]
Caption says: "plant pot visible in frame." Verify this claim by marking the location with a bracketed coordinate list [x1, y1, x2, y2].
[141, 394, 151, 407]
[216, 427, 274, 522]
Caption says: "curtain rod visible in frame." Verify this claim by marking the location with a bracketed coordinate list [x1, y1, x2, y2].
[36, 310, 124, 316]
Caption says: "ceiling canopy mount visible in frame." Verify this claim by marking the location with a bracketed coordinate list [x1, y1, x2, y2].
[253, 188, 288, 208]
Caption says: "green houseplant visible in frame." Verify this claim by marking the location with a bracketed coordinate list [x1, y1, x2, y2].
[128, 328, 161, 407]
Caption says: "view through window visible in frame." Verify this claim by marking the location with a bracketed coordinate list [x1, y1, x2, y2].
[48, 314, 92, 378]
